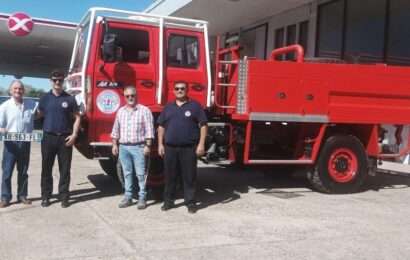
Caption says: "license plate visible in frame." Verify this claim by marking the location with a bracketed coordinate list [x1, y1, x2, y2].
[0, 132, 43, 142]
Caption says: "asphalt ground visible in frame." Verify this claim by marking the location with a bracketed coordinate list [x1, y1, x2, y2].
[0, 143, 410, 260]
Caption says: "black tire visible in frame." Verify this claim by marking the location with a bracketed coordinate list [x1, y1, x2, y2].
[307, 135, 368, 194]
[99, 158, 117, 178]
[98, 158, 124, 187]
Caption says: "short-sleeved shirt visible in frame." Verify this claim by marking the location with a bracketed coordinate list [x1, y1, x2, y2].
[39, 90, 79, 134]
[0, 98, 38, 133]
[157, 99, 207, 146]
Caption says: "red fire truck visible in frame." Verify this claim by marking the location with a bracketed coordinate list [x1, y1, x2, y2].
[66, 8, 410, 194]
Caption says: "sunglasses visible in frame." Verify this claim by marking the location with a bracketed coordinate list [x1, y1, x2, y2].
[51, 78, 64, 83]
[125, 94, 136, 99]
[174, 87, 186, 91]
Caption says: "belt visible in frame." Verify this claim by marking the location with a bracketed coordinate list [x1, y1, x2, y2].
[44, 132, 71, 136]
[165, 143, 195, 148]
[119, 142, 145, 146]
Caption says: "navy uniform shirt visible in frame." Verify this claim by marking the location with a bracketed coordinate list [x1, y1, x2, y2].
[157, 99, 207, 146]
[39, 91, 79, 134]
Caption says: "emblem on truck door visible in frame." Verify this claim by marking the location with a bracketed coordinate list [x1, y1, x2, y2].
[96, 90, 120, 114]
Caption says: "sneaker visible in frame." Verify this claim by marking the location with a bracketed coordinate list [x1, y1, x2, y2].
[137, 200, 147, 210]
[18, 197, 32, 205]
[0, 200, 10, 208]
[187, 204, 197, 214]
[118, 198, 132, 208]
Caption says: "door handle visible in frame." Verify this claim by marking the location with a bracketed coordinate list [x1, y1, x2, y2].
[141, 80, 155, 88]
[191, 83, 204, 91]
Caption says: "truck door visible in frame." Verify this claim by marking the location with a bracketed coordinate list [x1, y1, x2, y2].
[92, 21, 158, 142]
[163, 29, 208, 106]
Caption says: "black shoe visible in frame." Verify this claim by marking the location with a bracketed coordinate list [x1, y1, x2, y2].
[41, 199, 50, 208]
[18, 197, 32, 205]
[61, 200, 70, 208]
[161, 203, 174, 211]
[187, 204, 197, 214]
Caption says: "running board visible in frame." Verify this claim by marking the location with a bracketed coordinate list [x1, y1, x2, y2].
[246, 159, 313, 165]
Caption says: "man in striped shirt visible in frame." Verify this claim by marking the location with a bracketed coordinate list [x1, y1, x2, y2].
[111, 85, 154, 209]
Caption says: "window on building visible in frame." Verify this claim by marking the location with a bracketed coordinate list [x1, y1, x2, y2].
[344, 0, 386, 63]
[274, 27, 285, 60]
[298, 21, 309, 53]
[387, 0, 410, 65]
[316, 0, 344, 58]
[274, 27, 285, 49]
[240, 24, 268, 59]
[168, 34, 199, 68]
[104, 28, 150, 63]
[286, 24, 297, 60]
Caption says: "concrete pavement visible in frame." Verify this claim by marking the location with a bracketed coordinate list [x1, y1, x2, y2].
[0, 143, 410, 260]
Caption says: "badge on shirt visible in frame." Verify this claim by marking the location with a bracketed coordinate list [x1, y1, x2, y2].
[185, 110, 192, 117]
[62, 101, 68, 108]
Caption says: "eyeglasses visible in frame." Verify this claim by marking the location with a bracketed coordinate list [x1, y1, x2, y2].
[51, 78, 64, 83]
[174, 87, 186, 91]
[125, 94, 135, 99]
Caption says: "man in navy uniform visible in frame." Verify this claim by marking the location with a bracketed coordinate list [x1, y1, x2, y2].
[38, 70, 81, 208]
[157, 81, 207, 213]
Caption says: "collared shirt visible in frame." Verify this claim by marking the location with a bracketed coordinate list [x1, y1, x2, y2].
[0, 98, 38, 133]
[38, 90, 79, 134]
[111, 104, 154, 144]
[157, 99, 207, 146]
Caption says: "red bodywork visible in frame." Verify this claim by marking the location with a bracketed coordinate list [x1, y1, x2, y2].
[69, 10, 410, 193]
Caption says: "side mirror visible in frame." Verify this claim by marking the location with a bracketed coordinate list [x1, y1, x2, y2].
[102, 33, 119, 62]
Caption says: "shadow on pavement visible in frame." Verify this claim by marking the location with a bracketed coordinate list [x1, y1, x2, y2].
[68, 174, 122, 205]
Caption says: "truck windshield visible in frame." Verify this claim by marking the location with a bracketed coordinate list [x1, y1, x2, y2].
[71, 22, 90, 73]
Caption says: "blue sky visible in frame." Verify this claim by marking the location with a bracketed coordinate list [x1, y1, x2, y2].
[0, 0, 154, 91]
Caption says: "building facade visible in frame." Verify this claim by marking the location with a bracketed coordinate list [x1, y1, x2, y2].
[146, 0, 410, 65]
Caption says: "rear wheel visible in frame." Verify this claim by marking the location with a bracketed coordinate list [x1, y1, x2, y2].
[307, 135, 368, 194]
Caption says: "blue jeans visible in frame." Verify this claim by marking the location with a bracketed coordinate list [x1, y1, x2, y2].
[119, 144, 146, 201]
[1, 141, 31, 202]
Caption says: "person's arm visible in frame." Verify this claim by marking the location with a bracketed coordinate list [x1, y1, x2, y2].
[143, 108, 154, 156]
[65, 112, 81, 146]
[111, 113, 120, 156]
[0, 104, 7, 133]
[158, 126, 165, 157]
[196, 105, 208, 156]
[395, 125, 404, 145]
[196, 124, 207, 156]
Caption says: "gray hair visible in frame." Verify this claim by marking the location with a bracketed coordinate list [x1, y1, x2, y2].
[123, 85, 136, 93]
[9, 79, 24, 90]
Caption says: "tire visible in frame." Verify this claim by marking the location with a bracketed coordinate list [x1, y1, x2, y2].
[98, 158, 124, 187]
[307, 135, 368, 194]
[99, 158, 117, 178]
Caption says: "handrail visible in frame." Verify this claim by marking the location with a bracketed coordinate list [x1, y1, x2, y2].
[270, 44, 305, 63]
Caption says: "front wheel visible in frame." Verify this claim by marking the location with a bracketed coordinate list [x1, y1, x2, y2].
[307, 135, 368, 194]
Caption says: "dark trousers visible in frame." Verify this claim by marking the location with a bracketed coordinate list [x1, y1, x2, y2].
[1, 141, 31, 202]
[41, 133, 72, 200]
[164, 145, 197, 205]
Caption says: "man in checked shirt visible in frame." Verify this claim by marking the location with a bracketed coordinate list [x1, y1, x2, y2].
[111, 86, 154, 209]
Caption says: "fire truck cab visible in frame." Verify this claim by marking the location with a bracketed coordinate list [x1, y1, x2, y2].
[68, 8, 410, 194]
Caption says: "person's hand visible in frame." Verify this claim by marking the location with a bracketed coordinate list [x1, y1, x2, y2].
[196, 144, 205, 157]
[158, 144, 165, 157]
[143, 146, 151, 156]
[112, 144, 119, 157]
[65, 134, 77, 147]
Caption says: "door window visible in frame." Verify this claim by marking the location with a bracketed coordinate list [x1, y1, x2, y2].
[167, 34, 199, 68]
